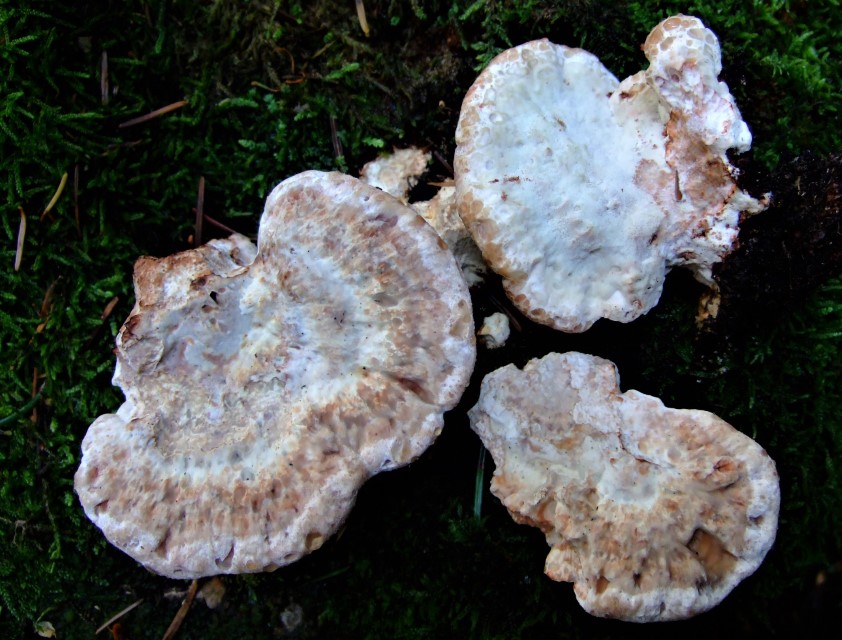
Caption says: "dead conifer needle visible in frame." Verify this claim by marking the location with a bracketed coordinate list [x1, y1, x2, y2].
[161, 579, 198, 640]
[203, 214, 237, 235]
[101, 296, 120, 321]
[118, 100, 188, 129]
[95, 599, 143, 635]
[355, 1, 370, 37]
[14, 208, 26, 271]
[41, 172, 68, 220]
[101, 50, 109, 106]
[194, 177, 205, 248]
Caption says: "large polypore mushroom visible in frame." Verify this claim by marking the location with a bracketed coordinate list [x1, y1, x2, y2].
[469, 352, 779, 622]
[75, 171, 476, 579]
[455, 15, 765, 332]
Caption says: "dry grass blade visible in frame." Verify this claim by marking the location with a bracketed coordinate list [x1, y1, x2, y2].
[161, 579, 198, 640]
[14, 208, 26, 271]
[118, 100, 188, 129]
[95, 598, 143, 635]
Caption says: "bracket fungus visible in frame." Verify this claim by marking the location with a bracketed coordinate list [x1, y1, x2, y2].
[75, 170, 476, 579]
[412, 183, 488, 286]
[469, 352, 779, 622]
[359, 147, 432, 204]
[455, 15, 766, 332]
[361, 147, 488, 285]
[478, 312, 510, 349]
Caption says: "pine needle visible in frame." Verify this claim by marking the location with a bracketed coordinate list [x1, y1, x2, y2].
[95, 599, 143, 635]
[473, 446, 486, 519]
[118, 100, 188, 128]
[161, 579, 198, 640]
[355, 0, 370, 37]
[194, 176, 205, 248]
[101, 50, 109, 105]
[100, 296, 120, 320]
[14, 208, 26, 271]
[40, 172, 68, 220]
[204, 214, 237, 235]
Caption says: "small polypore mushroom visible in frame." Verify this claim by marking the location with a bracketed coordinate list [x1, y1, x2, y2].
[360, 147, 432, 204]
[478, 312, 510, 349]
[360, 147, 488, 285]
[469, 352, 779, 622]
[411, 184, 488, 286]
[455, 15, 766, 332]
[75, 170, 476, 579]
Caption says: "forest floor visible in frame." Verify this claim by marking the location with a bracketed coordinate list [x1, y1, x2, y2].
[2, 2, 841, 638]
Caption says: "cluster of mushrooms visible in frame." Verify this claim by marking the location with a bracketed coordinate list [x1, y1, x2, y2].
[75, 16, 780, 623]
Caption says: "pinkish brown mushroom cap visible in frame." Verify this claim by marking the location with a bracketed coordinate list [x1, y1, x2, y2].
[469, 352, 779, 622]
[75, 170, 476, 579]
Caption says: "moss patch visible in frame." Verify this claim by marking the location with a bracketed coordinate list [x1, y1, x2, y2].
[2, 1, 841, 638]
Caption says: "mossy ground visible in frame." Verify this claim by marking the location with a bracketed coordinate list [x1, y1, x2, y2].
[2, 1, 841, 638]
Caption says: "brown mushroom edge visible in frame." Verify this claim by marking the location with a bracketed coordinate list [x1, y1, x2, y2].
[468, 351, 779, 622]
[74, 170, 476, 579]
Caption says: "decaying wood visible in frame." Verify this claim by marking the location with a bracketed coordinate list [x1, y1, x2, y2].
[705, 151, 842, 332]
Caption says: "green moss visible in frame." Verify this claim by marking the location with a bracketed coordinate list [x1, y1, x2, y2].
[2, 1, 841, 637]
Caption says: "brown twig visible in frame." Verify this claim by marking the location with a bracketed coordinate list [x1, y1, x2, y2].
[161, 579, 198, 640]
[194, 176, 205, 248]
[95, 599, 143, 635]
[118, 100, 188, 129]
[14, 208, 26, 272]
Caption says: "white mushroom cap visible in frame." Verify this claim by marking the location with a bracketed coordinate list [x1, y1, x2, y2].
[455, 16, 764, 332]
[75, 171, 476, 579]
[469, 352, 779, 622]
[359, 147, 432, 203]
